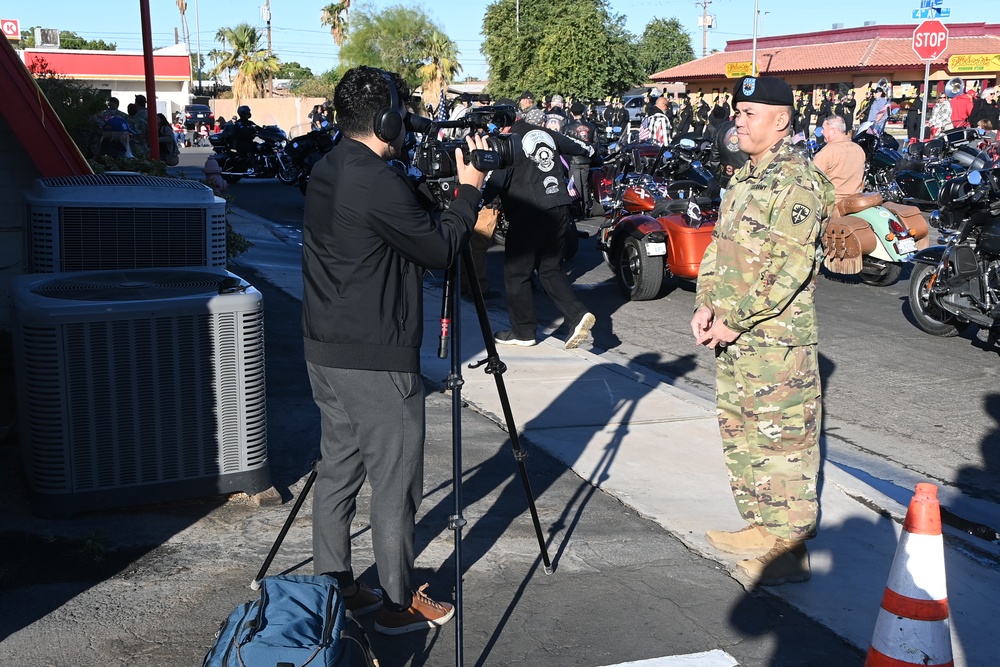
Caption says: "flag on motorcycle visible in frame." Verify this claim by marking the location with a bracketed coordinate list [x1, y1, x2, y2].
[435, 89, 448, 123]
[638, 117, 651, 141]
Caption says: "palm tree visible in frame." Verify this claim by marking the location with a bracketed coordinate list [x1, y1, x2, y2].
[417, 30, 462, 110]
[176, 0, 191, 86]
[208, 23, 279, 100]
[320, 1, 351, 47]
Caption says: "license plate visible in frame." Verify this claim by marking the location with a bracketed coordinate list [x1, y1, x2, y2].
[645, 242, 666, 256]
[897, 237, 917, 254]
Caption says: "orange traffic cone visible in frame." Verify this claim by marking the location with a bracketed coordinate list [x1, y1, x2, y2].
[865, 483, 953, 667]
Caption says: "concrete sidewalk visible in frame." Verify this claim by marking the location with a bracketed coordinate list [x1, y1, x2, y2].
[226, 207, 998, 666]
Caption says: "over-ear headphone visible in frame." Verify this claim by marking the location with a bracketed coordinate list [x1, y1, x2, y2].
[373, 69, 403, 142]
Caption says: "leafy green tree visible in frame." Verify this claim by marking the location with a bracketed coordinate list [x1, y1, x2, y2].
[635, 18, 694, 77]
[19, 28, 116, 51]
[291, 68, 345, 100]
[338, 5, 446, 90]
[277, 61, 315, 80]
[208, 23, 280, 100]
[482, 0, 642, 100]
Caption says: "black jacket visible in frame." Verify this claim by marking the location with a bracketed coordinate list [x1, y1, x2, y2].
[489, 119, 593, 218]
[302, 137, 478, 373]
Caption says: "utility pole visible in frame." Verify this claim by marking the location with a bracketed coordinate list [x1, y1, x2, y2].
[696, 0, 712, 58]
[262, 0, 273, 97]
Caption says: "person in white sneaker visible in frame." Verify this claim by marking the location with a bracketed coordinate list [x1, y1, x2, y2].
[488, 99, 597, 350]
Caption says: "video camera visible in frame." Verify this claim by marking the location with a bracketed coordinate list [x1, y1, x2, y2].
[407, 105, 518, 204]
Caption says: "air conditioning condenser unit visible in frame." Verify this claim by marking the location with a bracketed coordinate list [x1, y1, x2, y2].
[24, 173, 227, 273]
[11, 267, 269, 517]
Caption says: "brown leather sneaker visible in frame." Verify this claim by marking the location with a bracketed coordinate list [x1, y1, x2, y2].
[374, 584, 455, 635]
[705, 524, 777, 555]
[736, 537, 811, 585]
[343, 581, 382, 616]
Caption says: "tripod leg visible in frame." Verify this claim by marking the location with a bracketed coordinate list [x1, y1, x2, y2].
[444, 259, 467, 667]
[461, 245, 554, 574]
[251, 466, 318, 590]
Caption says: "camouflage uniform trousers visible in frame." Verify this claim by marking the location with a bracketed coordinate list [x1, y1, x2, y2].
[715, 341, 821, 541]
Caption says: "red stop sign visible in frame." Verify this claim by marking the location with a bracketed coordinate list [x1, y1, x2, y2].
[912, 20, 949, 61]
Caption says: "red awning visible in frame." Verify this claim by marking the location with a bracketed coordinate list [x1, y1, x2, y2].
[23, 49, 190, 80]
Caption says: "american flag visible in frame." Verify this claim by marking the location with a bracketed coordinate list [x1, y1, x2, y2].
[637, 117, 651, 141]
[435, 88, 448, 122]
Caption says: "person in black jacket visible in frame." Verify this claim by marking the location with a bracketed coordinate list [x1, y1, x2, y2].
[905, 97, 924, 143]
[564, 101, 599, 219]
[489, 99, 597, 348]
[302, 66, 487, 636]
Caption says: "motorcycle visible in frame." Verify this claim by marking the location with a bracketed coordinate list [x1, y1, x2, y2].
[209, 123, 288, 183]
[855, 125, 973, 210]
[279, 123, 340, 195]
[596, 148, 717, 300]
[909, 168, 1000, 338]
[648, 136, 719, 199]
[821, 191, 929, 286]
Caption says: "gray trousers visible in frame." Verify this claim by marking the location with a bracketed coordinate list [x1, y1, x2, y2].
[306, 362, 425, 610]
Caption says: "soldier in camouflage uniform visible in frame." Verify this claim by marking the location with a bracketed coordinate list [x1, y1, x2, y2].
[690, 76, 835, 586]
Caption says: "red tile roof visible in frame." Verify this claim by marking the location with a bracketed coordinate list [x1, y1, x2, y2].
[652, 23, 1000, 82]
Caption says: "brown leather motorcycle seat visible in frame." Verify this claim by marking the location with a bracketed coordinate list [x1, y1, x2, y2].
[840, 192, 884, 215]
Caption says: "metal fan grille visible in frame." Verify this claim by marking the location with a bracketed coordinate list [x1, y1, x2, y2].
[32, 270, 228, 301]
[59, 206, 209, 271]
[19, 306, 267, 493]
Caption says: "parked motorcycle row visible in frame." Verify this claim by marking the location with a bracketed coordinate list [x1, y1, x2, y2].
[208, 121, 340, 194]
[589, 122, 1000, 349]
[207, 109, 1000, 346]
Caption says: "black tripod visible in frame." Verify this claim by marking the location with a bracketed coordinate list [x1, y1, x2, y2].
[250, 245, 552, 667]
[437, 245, 553, 666]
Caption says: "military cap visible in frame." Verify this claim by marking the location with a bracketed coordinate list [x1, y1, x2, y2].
[733, 76, 794, 107]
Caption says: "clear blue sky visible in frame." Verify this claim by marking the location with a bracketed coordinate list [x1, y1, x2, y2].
[8, 1, 999, 81]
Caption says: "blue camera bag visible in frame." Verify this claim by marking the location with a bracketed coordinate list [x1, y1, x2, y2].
[202, 574, 371, 667]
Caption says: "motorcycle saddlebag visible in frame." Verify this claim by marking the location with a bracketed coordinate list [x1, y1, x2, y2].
[822, 215, 877, 275]
[882, 201, 930, 246]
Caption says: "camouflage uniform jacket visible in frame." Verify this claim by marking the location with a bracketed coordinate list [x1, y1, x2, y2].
[696, 136, 834, 347]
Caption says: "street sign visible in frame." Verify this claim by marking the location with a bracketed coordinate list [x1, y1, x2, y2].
[1, 18, 19, 41]
[912, 19, 949, 61]
[912, 0, 951, 20]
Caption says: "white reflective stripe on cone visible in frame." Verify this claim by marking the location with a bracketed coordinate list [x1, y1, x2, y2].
[887, 532, 947, 601]
[869, 611, 953, 665]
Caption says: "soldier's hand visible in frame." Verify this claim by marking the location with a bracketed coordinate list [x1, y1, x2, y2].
[690, 306, 714, 345]
[701, 319, 740, 350]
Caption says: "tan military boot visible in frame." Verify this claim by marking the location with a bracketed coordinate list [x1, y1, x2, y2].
[736, 537, 810, 585]
[705, 524, 777, 555]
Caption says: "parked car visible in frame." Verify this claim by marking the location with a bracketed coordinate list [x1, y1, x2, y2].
[183, 104, 214, 130]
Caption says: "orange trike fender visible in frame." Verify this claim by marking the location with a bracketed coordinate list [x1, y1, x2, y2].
[611, 212, 714, 280]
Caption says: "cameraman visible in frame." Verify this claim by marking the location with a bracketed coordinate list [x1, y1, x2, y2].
[302, 65, 487, 636]
[488, 99, 597, 349]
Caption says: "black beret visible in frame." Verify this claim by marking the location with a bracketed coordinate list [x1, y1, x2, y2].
[733, 76, 794, 107]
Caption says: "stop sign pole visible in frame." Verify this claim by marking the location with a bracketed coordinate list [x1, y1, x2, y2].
[913, 19, 949, 140]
